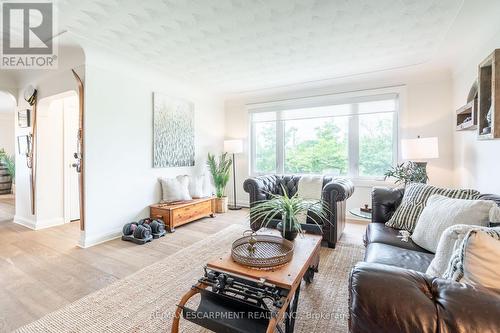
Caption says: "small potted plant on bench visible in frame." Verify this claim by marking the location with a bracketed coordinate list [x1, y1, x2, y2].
[207, 152, 232, 213]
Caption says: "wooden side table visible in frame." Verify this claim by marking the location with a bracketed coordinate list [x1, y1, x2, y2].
[150, 197, 215, 232]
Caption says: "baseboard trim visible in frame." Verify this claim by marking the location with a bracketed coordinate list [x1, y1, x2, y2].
[235, 200, 250, 208]
[79, 228, 122, 248]
[13, 215, 36, 229]
[36, 218, 65, 229]
[13, 216, 65, 230]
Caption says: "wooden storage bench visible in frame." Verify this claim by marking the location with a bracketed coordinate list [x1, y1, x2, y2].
[150, 197, 215, 232]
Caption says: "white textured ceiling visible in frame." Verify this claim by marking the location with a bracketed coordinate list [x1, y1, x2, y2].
[56, 0, 463, 93]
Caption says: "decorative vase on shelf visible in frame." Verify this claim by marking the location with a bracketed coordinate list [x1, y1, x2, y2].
[482, 106, 493, 135]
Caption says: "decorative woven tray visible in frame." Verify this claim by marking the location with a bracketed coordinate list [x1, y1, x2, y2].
[231, 234, 294, 269]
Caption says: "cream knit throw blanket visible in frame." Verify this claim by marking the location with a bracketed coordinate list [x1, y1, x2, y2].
[296, 175, 324, 225]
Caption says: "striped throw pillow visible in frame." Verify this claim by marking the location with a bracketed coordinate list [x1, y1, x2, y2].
[385, 183, 480, 232]
[444, 228, 500, 286]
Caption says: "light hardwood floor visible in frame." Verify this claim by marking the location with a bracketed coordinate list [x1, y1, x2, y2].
[0, 195, 365, 332]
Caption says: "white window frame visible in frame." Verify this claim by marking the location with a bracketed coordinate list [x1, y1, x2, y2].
[248, 86, 403, 180]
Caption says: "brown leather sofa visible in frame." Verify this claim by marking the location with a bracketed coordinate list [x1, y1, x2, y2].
[243, 175, 354, 248]
[349, 187, 500, 333]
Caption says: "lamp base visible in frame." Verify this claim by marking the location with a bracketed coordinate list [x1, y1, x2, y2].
[228, 206, 242, 210]
[411, 161, 429, 184]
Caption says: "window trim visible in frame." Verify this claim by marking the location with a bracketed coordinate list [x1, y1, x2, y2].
[248, 86, 403, 179]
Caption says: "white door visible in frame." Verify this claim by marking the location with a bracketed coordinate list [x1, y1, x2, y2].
[63, 96, 80, 222]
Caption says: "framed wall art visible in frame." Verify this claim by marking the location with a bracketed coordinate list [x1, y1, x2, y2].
[17, 135, 30, 155]
[153, 92, 195, 168]
[18, 109, 31, 128]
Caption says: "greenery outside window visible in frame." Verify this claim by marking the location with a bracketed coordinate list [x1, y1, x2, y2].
[249, 91, 399, 179]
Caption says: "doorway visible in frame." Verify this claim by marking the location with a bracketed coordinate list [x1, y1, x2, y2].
[36, 91, 80, 229]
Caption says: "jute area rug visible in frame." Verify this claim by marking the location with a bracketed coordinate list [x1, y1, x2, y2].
[17, 224, 364, 333]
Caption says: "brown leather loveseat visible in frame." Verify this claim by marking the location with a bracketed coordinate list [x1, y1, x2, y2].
[348, 187, 500, 333]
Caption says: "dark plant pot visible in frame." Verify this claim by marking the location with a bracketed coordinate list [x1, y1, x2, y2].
[276, 222, 298, 241]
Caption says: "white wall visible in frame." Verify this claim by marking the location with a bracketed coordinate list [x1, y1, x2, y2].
[12, 44, 85, 229]
[0, 79, 17, 157]
[452, 29, 500, 193]
[0, 112, 15, 156]
[225, 65, 455, 216]
[81, 46, 225, 247]
[0, 72, 17, 99]
[4, 36, 225, 247]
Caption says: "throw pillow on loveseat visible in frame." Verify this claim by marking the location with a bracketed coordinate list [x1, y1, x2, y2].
[411, 195, 499, 252]
[385, 183, 480, 232]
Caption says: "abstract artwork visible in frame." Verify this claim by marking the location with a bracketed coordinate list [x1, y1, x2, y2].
[153, 92, 195, 167]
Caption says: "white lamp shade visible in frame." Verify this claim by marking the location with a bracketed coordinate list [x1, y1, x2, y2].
[224, 139, 243, 154]
[401, 137, 439, 160]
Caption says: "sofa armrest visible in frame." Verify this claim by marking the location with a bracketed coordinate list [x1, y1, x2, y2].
[243, 175, 279, 205]
[371, 186, 404, 223]
[322, 177, 355, 203]
[349, 262, 500, 333]
[321, 178, 354, 248]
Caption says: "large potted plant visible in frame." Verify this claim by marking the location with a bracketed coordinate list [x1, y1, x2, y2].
[249, 188, 329, 241]
[207, 152, 232, 213]
[0, 148, 15, 195]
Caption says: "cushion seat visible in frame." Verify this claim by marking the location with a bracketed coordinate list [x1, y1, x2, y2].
[364, 243, 434, 273]
[364, 223, 432, 253]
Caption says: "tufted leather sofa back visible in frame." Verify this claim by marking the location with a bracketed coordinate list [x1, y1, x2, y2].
[274, 175, 334, 197]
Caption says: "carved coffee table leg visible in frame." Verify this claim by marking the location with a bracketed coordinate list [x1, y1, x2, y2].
[171, 283, 207, 333]
[304, 251, 320, 283]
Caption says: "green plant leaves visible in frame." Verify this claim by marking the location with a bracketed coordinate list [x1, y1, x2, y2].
[0, 148, 15, 179]
[207, 152, 232, 198]
[249, 185, 331, 237]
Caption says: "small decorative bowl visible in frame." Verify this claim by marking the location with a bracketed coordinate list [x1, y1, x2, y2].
[231, 233, 294, 268]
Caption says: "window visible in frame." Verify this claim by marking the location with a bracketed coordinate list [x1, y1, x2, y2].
[250, 92, 398, 178]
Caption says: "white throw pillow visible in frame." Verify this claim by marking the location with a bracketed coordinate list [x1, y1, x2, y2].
[444, 228, 500, 293]
[159, 175, 192, 202]
[188, 175, 205, 198]
[411, 195, 497, 253]
[426, 224, 480, 277]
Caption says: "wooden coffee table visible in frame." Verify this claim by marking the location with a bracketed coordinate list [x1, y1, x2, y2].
[171, 229, 322, 333]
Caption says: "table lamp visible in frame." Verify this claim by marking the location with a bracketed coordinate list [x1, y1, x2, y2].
[401, 136, 439, 182]
[224, 139, 243, 210]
